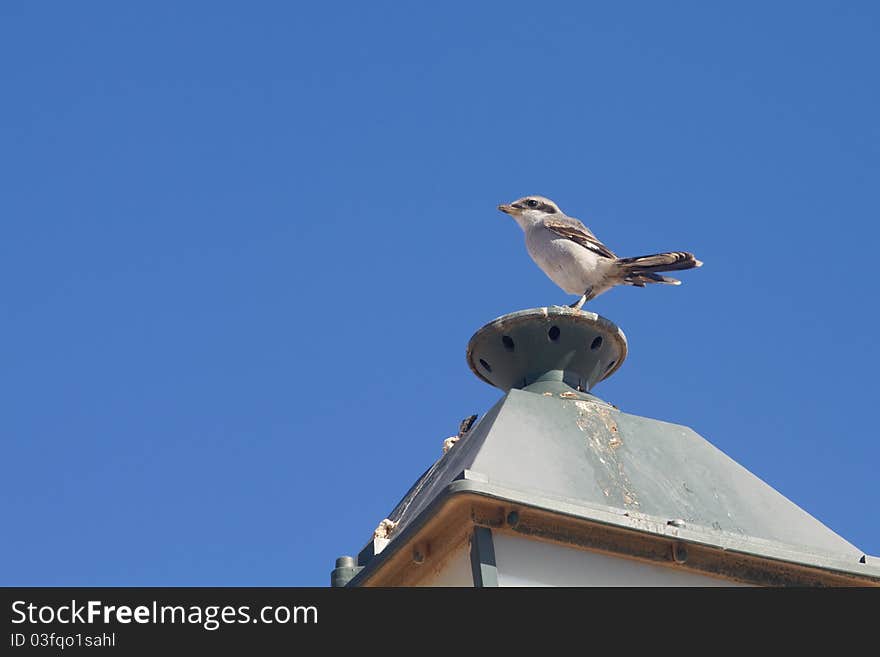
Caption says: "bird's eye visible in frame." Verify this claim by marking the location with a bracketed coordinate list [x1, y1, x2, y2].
[526, 199, 539, 208]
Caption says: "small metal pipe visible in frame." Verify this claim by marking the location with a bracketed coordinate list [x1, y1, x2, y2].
[330, 555, 362, 587]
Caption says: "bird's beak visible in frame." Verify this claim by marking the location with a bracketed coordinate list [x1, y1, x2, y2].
[498, 204, 516, 215]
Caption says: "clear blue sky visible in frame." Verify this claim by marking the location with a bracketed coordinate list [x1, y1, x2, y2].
[2, 2, 878, 586]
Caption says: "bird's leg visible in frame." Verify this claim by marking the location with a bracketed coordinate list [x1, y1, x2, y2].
[569, 286, 594, 311]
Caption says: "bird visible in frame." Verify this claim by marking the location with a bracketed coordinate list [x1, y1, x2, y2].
[498, 195, 703, 309]
[442, 414, 478, 455]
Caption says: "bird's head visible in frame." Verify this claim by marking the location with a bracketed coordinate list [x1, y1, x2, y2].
[498, 196, 562, 227]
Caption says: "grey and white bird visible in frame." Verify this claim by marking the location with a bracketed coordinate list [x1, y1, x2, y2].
[498, 196, 702, 309]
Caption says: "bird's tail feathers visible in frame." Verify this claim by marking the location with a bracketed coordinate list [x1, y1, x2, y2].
[616, 251, 702, 286]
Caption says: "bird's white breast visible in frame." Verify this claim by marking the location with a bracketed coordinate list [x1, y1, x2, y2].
[524, 224, 609, 295]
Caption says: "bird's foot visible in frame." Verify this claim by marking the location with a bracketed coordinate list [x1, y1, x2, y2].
[569, 287, 592, 311]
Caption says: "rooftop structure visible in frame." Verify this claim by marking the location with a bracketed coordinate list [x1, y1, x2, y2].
[332, 307, 880, 587]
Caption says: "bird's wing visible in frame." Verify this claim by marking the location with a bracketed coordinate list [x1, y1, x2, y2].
[543, 215, 617, 259]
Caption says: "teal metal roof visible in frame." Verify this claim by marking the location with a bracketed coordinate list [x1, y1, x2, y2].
[345, 308, 879, 584]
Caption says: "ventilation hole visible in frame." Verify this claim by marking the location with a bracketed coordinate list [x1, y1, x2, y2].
[548, 326, 560, 341]
[605, 360, 617, 372]
[590, 336, 603, 351]
[479, 358, 492, 372]
[501, 335, 515, 352]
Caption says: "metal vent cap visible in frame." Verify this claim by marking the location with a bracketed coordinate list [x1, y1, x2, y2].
[466, 306, 627, 393]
